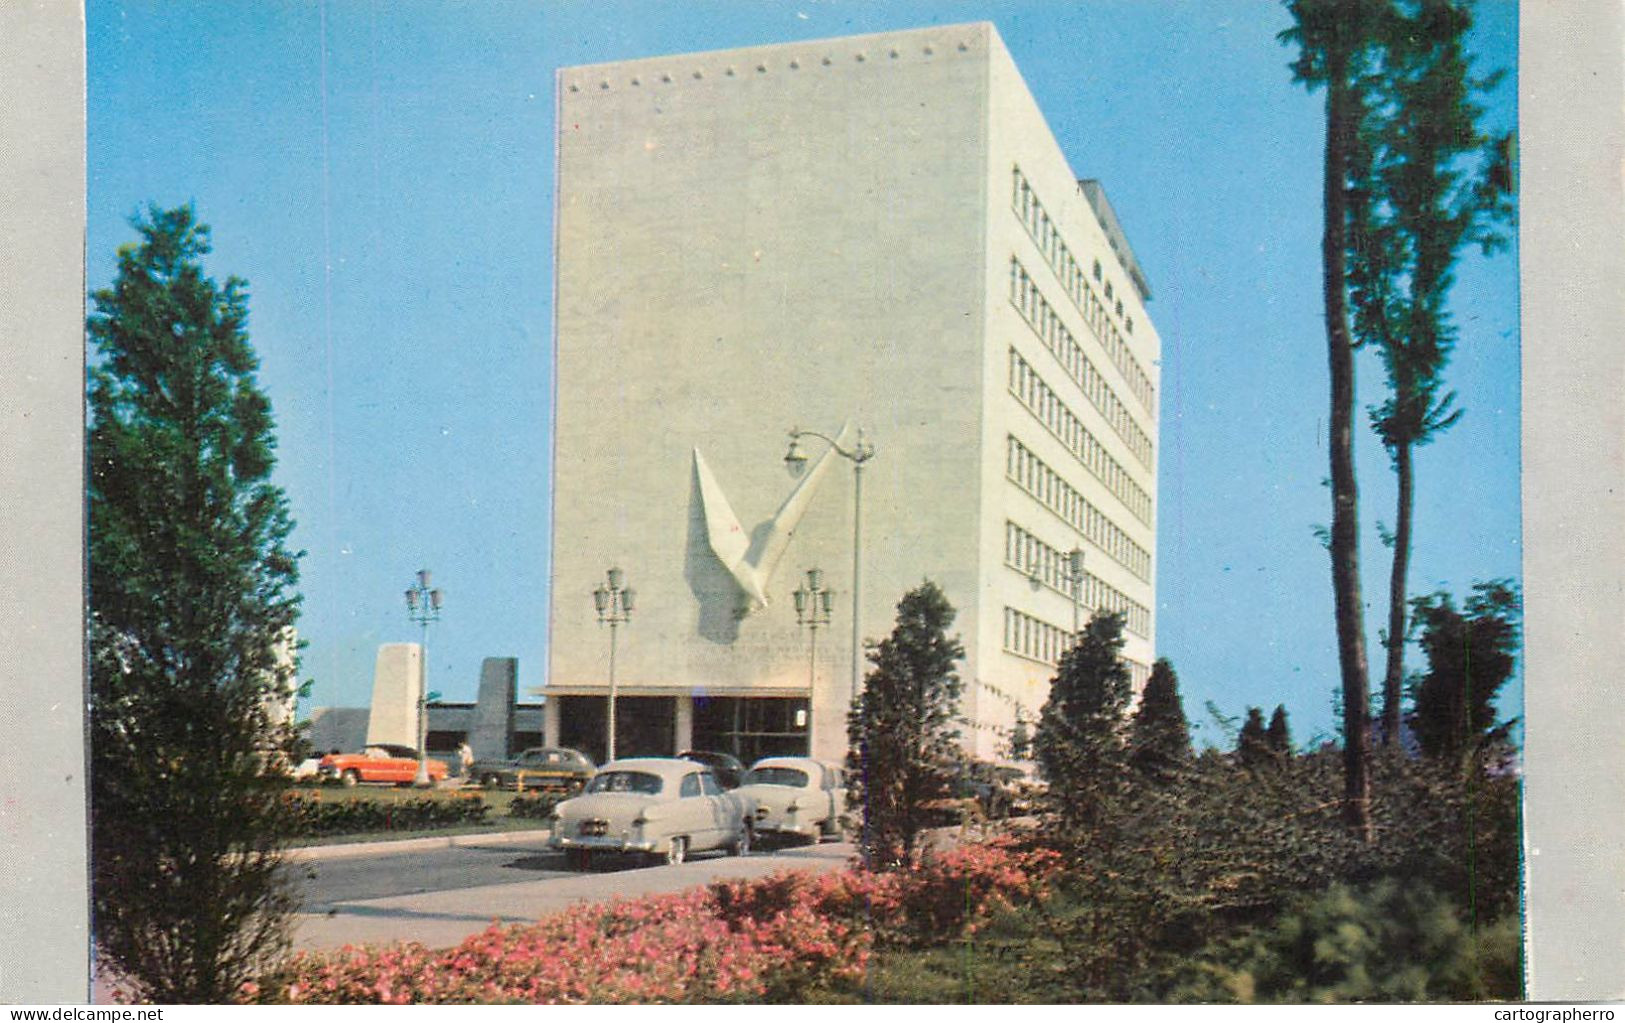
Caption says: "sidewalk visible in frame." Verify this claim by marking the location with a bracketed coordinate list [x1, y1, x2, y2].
[290, 840, 854, 952]
[285, 827, 555, 862]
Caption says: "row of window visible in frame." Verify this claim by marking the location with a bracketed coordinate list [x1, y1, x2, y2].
[1011, 166, 1156, 416]
[1004, 366, 1152, 577]
[1003, 606, 1072, 667]
[1003, 520, 1152, 637]
[1010, 257, 1155, 469]
[1001, 606, 1152, 690]
[1005, 434, 1153, 574]
[1008, 347, 1154, 531]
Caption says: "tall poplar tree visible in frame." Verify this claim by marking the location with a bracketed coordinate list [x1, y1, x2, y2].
[1281, 0, 1392, 840]
[1346, 0, 1513, 744]
[88, 205, 303, 1001]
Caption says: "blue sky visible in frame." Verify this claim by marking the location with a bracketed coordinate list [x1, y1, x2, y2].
[87, 1, 1520, 749]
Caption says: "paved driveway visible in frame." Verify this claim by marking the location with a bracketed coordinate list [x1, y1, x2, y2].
[291, 836, 854, 952]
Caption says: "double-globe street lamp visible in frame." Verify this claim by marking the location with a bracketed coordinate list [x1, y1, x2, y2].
[404, 569, 443, 788]
[792, 568, 834, 754]
[593, 567, 635, 763]
[784, 426, 876, 710]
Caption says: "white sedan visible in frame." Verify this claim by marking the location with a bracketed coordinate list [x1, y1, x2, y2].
[548, 757, 755, 867]
[735, 757, 846, 843]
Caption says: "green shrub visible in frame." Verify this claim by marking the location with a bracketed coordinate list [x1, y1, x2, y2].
[282, 794, 489, 837]
[1024, 745, 1522, 1000]
[508, 794, 563, 820]
[1172, 878, 1522, 1003]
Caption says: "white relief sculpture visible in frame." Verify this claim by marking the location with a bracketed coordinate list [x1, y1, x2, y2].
[694, 422, 850, 612]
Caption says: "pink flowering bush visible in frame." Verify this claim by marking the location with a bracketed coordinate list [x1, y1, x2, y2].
[711, 837, 1058, 948]
[248, 838, 1056, 1004]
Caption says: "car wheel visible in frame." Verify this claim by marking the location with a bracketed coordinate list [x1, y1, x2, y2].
[728, 825, 752, 857]
[662, 836, 688, 866]
[341, 769, 360, 788]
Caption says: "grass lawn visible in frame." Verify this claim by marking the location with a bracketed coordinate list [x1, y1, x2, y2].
[806, 902, 1079, 1004]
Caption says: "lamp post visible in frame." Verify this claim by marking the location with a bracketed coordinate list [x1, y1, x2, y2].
[1068, 547, 1086, 644]
[793, 568, 834, 755]
[784, 425, 876, 710]
[593, 567, 635, 763]
[404, 569, 443, 788]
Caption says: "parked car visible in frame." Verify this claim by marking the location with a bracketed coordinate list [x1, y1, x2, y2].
[317, 744, 449, 787]
[923, 760, 1033, 824]
[548, 757, 756, 867]
[676, 749, 745, 789]
[469, 746, 596, 793]
[735, 756, 845, 843]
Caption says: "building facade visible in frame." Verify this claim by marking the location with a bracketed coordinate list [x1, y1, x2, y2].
[544, 22, 1160, 765]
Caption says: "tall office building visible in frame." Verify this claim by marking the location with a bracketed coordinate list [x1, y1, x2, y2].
[544, 22, 1159, 765]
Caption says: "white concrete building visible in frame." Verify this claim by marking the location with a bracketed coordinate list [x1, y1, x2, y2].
[543, 22, 1159, 765]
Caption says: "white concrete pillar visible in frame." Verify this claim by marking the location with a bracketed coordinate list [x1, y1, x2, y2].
[366, 643, 421, 748]
[674, 695, 693, 753]
[543, 698, 560, 748]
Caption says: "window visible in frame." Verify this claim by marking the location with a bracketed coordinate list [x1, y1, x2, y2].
[699, 773, 724, 796]
[680, 773, 702, 798]
[587, 771, 663, 795]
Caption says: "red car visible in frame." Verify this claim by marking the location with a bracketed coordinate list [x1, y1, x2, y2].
[317, 744, 449, 786]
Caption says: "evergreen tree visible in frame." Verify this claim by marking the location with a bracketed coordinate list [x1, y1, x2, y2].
[1007, 708, 1032, 762]
[1237, 707, 1271, 767]
[88, 206, 303, 1001]
[1034, 611, 1131, 831]
[845, 581, 965, 868]
[1267, 704, 1294, 757]
[1280, 0, 1392, 840]
[1408, 581, 1520, 760]
[1128, 658, 1191, 781]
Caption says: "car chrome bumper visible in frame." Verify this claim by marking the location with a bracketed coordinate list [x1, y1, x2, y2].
[752, 815, 817, 836]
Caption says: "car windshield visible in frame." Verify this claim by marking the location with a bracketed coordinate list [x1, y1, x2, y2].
[584, 771, 662, 795]
[742, 767, 808, 788]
